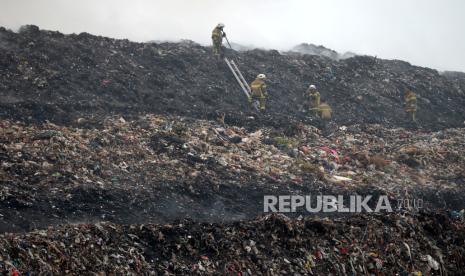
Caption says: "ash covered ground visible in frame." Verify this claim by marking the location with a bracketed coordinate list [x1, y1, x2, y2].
[0, 26, 464, 275]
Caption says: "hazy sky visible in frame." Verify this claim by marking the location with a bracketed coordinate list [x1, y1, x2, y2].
[1, 0, 464, 72]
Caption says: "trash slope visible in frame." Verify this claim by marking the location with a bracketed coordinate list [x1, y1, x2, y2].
[0, 213, 464, 275]
[1, 25, 465, 130]
[1, 115, 464, 233]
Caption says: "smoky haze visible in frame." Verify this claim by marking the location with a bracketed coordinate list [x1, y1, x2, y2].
[1, 0, 464, 72]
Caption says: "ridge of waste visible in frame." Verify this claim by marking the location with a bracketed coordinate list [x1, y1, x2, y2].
[1, 25, 464, 130]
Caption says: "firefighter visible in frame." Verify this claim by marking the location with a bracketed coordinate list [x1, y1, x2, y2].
[306, 85, 320, 116]
[211, 23, 226, 58]
[249, 74, 268, 111]
[404, 90, 417, 121]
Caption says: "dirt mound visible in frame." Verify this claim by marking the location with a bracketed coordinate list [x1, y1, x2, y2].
[1, 25, 464, 130]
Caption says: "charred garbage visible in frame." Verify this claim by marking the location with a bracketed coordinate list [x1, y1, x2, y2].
[0, 25, 465, 274]
[1, 25, 464, 130]
[0, 212, 464, 275]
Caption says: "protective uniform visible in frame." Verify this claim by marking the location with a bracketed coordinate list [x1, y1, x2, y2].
[405, 91, 417, 121]
[211, 25, 225, 57]
[249, 77, 267, 111]
[306, 87, 320, 116]
[319, 103, 332, 120]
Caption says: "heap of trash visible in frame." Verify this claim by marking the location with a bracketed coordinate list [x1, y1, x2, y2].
[1, 115, 464, 233]
[1, 25, 464, 129]
[0, 212, 464, 275]
[1, 25, 465, 274]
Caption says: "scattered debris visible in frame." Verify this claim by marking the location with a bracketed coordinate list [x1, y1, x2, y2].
[1, 115, 464, 233]
[1, 26, 464, 129]
[0, 212, 463, 274]
[1, 25, 465, 274]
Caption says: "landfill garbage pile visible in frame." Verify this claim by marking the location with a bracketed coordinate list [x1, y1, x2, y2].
[1, 25, 465, 274]
[0, 212, 464, 275]
[1, 115, 464, 234]
[442, 71, 465, 100]
[1, 25, 465, 130]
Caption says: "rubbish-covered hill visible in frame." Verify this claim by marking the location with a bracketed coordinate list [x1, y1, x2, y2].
[1, 25, 465, 275]
[1, 25, 465, 130]
[1, 213, 464, 275]
[1, 115, 464, 233]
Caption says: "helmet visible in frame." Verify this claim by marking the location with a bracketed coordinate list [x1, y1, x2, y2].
[257, 74, 266, 79]
[217, 23, 225, 28]
[309, 85, 316, 90]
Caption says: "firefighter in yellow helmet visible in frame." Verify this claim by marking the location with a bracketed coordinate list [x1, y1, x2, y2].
[211, 23, 226, 58]
[404, 90, 417, 121]
[249, 74, 268, 111]
[306, 85, 320, 116]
